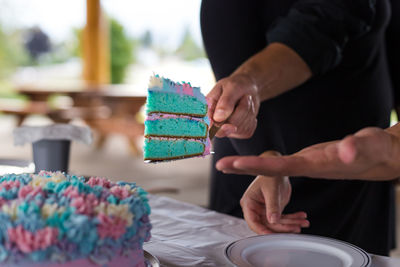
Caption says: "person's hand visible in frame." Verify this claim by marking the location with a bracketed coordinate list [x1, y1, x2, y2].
[240, 151, 310, 234]
[216, 127, 400, 181]
[207, 73, 260, 139]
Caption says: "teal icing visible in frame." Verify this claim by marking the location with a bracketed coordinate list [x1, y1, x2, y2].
[71, 180, 94, 195]
[44, 181, 56, 193]
[63, 214, 98, 255]
[137, 188, 151, 214]
[0, 213, 12, 243]
[121, 196, 146, 220]
[107, 194, 118, 204]
[16, 201, 45, 232]
[0, 173, 31, 184]
[54, 181, 72, 194]
[150, 75, 207, 105]
[0, 187, 18, 200]
[18, 201, 40, 216]
[30, 249, 48, 262]
[0, 244, 8, 262]
[116, 181, 137, 188]
[123, 224, 137, 240]
[90, 185, 103, 198]
[0, 172, 151, 265]
[46, 206, 74, 239]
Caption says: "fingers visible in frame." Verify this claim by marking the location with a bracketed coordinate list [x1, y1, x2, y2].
[261, 178, 281, 224]
[241, 193, 271, 234]
[225, 95, 257, 138]
[216, 156, 281, 176]
[215, 124, 237, 138]
[283, 211, 307, 219]
[242, 204, 310, 234]
[243, 206, 310, 234]
[206, 84, 223, 125]
[242, 204, 271, 234]
[213, 80, 242, 122]
[234, 155, 310, 177]
[278, 217, 310, 228]
[217, 156, 287, 176]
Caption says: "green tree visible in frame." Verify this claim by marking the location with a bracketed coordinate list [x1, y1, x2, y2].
[72, 18, 136, 84]
[110, 18, 134, 84]
[0, 26, 28, 79]
[175, 27, 205, 61]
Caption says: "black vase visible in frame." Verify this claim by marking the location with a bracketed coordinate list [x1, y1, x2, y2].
[32, 139, 71, 174]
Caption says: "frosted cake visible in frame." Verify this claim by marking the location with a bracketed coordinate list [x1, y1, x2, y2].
[144, 74, 211, 161]
[0, 171, 151, 267]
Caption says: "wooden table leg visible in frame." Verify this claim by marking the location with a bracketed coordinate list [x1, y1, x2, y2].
[128, 138, 141, 156]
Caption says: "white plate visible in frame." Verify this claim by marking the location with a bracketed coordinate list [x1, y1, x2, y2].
[225, 234, 371, 267]
[144, 250, 160, 267]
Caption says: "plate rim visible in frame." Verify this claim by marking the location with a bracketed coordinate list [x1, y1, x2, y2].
[144, 249, 160, 267]
[224, 233, 371, 267]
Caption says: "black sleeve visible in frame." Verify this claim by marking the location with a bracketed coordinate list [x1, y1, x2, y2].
[386, 0, 400, 110]
[267, 0, 376, 75]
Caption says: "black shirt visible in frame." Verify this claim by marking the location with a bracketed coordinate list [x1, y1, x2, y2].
[201, 0, 396, 255]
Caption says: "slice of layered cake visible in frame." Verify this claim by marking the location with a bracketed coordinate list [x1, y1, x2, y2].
[144, 74, 211, 161]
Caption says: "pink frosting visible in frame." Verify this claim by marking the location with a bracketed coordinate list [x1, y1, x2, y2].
[63, 186, 80, 198]
[182, 83, 194, 96]
[97, 213, 127, 239]
[18, 185, 44, 199]
[71, 193, 99, 216]
[8, 226, 58, 253]
[0, 180, 20, 191]
[87, 177, 113, 188]
[38, 170, 53, 176]
[146, 113, 203, 122]
[173, 82, 194, 96]
[110, 186, 130, 200]
[203, 137, 211, 156]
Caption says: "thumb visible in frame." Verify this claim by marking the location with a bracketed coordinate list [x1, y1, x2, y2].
[259, 150, 283, 224]
[213, 85, 240, 122]
[262, 179, 282, 224]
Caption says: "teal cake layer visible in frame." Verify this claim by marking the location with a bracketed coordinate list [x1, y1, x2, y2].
[145, 118, 208, 138]
[143, 138, 205, 160]
[146, 91, 207, 117]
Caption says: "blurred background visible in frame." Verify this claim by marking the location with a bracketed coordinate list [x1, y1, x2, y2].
[0, 0, 214, 207]
[1, 0, 400, 258]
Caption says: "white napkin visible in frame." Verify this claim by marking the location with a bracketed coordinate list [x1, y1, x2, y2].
[13, 124, 92, 146]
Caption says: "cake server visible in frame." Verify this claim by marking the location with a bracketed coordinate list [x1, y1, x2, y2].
[209, 124, 221, 140]
[208, 115, 231, 139]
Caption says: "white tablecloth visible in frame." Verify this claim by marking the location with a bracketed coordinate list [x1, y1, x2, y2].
[144, 195, 400, 267]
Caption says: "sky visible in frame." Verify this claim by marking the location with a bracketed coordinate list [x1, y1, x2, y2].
[0, 0, 203, 49]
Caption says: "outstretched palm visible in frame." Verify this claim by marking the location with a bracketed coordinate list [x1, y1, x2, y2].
[217, 126, 400, 181]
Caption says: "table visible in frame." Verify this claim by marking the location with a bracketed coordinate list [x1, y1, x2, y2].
[0, 159, 34, 176]
[9, 84, 147, 154]
[144, 195, 400, 267]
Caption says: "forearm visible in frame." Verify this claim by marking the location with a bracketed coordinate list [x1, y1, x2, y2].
[232, 42, 312, 102]
[385, 122, 400, 176]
